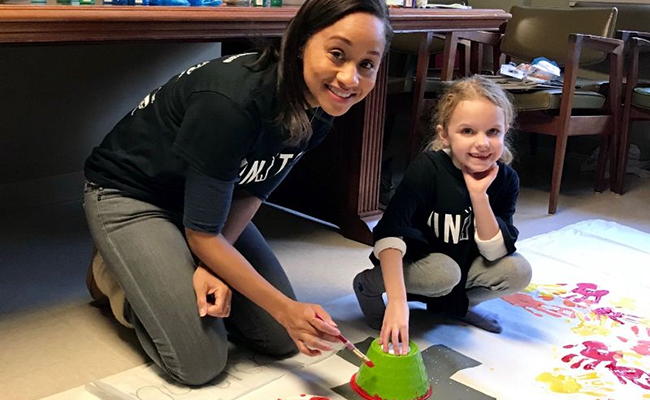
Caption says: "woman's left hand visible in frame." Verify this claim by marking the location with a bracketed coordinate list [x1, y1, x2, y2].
[462, 163, 499, 195]
[193, 264, 232, 318]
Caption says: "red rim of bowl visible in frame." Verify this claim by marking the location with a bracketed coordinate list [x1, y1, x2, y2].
[349, 373, 433, 400]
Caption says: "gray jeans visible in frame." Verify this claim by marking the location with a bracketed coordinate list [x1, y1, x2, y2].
[83, 182, 297, 385]
[363, 252, 532, 307]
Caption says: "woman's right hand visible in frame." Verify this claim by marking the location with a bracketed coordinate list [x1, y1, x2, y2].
[276, 301, 341, 356]
[193, 265, 232, 318]
[378, 298, 410, 355]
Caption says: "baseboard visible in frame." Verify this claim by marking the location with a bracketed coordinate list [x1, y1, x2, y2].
[0, 171, 85, 212]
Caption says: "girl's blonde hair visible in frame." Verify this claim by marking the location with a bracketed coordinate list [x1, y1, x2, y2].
[430, 75, 516, 165]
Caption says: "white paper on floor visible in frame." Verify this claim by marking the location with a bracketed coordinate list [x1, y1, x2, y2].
[42, 219, 650, 400]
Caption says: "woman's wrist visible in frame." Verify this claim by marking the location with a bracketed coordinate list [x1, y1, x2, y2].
[267, 295, 296, 325]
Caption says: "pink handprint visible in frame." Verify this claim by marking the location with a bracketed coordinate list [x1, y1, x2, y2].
[564, 283, 609, 305]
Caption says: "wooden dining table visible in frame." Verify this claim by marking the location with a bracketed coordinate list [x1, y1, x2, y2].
[0, 4, 510, 244]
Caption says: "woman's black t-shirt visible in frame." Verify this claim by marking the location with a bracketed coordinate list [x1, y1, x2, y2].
[85, 53, 333, 214]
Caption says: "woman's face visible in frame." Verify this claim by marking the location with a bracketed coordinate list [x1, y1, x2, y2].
[301, 12, 386, 117]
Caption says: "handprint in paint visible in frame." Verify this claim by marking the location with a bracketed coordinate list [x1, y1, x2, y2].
[501, 292, 575, 318]
[563, 283, 609, 305]
[561, 341, 623, 370]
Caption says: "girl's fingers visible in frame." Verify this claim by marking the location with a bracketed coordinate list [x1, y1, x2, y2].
[401, 330, 410, 355]
[392, 329, 400, 355]
[381, 328, 391, 353]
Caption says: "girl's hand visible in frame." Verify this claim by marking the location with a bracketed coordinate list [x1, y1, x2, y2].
[462, 163, 499, 196]
[378, 299, 409, 355]
[193, 265, 232, 318]
[277, 302, 341, 356]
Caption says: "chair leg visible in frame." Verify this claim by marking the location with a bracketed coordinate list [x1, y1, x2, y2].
[613, 106, 633, 195]
[594, 134, 610, 192]
[408, 32, 435, 161]
[549, 134, 569, 214]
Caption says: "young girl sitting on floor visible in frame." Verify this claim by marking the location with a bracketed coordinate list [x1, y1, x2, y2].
[354, 76, 532, 354]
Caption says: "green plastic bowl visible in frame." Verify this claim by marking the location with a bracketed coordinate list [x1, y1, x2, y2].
[350, 339, 432, 400]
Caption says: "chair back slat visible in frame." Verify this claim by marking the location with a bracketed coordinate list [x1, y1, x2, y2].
[574, 2, 650, 32]
[501, 6, 617, 66]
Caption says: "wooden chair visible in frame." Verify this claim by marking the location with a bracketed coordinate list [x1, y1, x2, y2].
[382, 32, 472, 204]
[614, 35, 650, 194]
[443, 6, 625, 214]
[387, 32, 472, 160]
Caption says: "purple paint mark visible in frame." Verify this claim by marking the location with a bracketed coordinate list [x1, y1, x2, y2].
[605, 364, 650, 390]
[593, 307, 640, 325]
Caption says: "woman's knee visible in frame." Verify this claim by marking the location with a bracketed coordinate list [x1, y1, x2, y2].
[166, 350, 228, 386]
[263, 335, 299, 358]
[149, 322, 229, 386]
[245, 329, 298, 358]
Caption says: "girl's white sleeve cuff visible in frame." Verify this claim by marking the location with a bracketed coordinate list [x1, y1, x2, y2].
[475, 229, 507, 261]
[373, 237, 407, 259]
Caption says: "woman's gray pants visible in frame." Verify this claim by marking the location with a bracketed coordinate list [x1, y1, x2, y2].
[83, 182, 297, 385]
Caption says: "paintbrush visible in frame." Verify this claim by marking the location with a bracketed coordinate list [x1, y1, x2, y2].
[315, 313, 374, 368]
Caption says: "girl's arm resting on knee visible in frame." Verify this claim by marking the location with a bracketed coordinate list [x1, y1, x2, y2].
[469, 192, 499, 241]
[464, 165, 500, 241]
[378, 248, 410, 355]
[463, 164, 509, 261]
[467, 164, 521, 260]
[470, 191, 509, 261]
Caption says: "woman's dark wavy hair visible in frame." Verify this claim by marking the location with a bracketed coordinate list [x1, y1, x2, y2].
[253, 0, 393, 145]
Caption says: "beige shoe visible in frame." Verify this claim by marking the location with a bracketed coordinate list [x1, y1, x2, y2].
[88, 247, 134, 329]
[86, 248, 109, 306]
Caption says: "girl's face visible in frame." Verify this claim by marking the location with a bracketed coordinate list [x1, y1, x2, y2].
[301, 12, 386, 116]
[437, 98, 507, 173]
